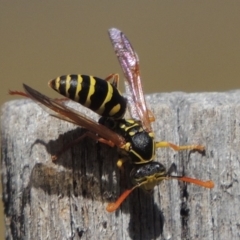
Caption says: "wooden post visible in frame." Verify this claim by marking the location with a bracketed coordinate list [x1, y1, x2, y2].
[1, 92, 240, 240]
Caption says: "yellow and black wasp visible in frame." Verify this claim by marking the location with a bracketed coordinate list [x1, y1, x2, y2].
[105, 28, 214, 211]
[9, 28, 214, 212]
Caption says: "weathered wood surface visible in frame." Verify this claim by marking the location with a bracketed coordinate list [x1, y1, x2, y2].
[1, 92, 240, 240]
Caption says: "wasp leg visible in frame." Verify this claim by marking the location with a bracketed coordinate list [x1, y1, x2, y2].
[155, 141, 205, 152]
[104, 73, 119, 89]
[147, 109, 155, 122]
[52, 131, 115, 161]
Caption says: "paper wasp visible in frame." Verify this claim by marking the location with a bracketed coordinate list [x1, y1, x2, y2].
[42, 71, 204, 167]
[9, 28, 214, 213]
[106, 28, 214, 211]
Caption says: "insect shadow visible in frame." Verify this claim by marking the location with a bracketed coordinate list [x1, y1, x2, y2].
[29, 126, 119, 195]
[123, 189, 164, 239]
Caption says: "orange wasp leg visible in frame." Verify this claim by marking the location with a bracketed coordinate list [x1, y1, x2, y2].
[170, 176, 215, 188]
[155, 141, 205, 152]
[147, 109, 155, 122]
[106, 186, 137, 212]
[51, 131, 115, 161]
[104, 73, 120, 89]
[106, 176, 214, 212]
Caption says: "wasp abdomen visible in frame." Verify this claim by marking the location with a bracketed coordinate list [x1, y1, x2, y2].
[49, 74, 127, 119]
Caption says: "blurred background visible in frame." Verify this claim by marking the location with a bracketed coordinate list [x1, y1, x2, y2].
[1, 1, 240, 238]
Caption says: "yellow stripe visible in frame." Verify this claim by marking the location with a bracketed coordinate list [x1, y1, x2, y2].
[109, 104, 121, 116]
[128, 131, 136, 136]
[55, 77, 61, 91]
[65, 75, 71, 97]
[126, 120, 135, 124]
[85, 76, 96, 108]
[123, 122, 140, 132]
[119, 123, 126, 129]
[97, 81, 113, 115]
[74, 75, 83, 102]
[148, 132, 154, 138]
[130, 149, 155, 164]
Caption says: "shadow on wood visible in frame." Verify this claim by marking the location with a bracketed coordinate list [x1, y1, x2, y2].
[2, 92, 240, 239]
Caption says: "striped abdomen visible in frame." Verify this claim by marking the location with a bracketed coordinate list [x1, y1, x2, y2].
[49, 74, 127, 119]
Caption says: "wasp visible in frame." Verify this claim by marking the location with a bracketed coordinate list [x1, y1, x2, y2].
[106, 28, 214, 211]
[44, 73, 203, 167]
[9, 28, 214, 213]
[10, 83, 214, 212]
[46, 66, 204, 167]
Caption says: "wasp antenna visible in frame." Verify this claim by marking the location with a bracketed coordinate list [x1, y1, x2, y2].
[106, 186, 137, 212]
[171, 176, 214, 188]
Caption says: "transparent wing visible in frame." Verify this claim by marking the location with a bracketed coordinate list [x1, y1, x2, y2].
[108, 28, 152, 132]
[23, 84, 126, 147]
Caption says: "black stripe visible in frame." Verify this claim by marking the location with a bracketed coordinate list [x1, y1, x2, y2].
[89, 77, 109, 111]
[77, 75, 90, 105]
[59, 75, 67, 96]
[50, 78, 57, 90]
[68, 74, 79, 100]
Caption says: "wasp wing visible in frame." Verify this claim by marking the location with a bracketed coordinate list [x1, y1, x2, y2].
[23, 84, 125, 147]
[108, 28, 152, 132]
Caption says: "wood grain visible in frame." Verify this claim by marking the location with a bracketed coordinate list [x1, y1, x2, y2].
[2, 91, 240, 240]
